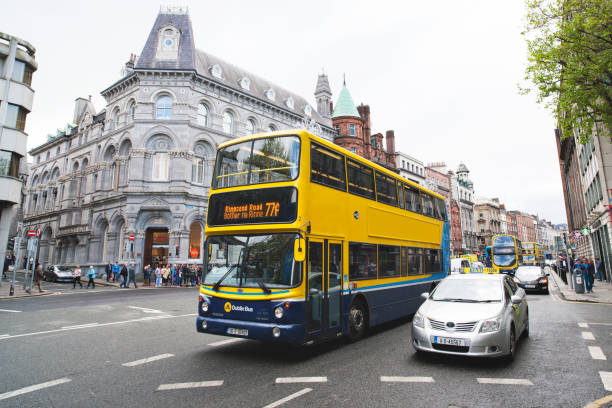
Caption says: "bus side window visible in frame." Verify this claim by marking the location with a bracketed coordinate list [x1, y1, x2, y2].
[310, 143, 346, 191]
[375, 171, 398, 206]
[407, 247, 423, 276]
[349, 242, 377, 280]
[347, 159, 375, 200]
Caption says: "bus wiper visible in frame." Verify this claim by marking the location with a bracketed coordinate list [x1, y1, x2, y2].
[213, 264, 239, 292]
[257, 280, 271, 294]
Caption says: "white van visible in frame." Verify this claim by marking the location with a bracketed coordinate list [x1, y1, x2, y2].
[450, 257, 471, 274]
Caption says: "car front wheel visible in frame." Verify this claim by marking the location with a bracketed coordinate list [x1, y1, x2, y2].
[505, 326, 516, 362]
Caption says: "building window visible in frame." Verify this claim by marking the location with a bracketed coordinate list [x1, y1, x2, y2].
[56, 147, 60, 155]
[268, 124, 277, 132]
[351, 147, 356, 154]
[222, 111, 233, 134]
[246, 118, 255, 134]
[192, 157, 204, 184]
[0, 150, 20, 177]
[189, 222, 202, 259]
[11, 60, 33, 86]
[113, 107, 120, 129]
[350, 123, 355, 136]
[128, 101, 136, 122]
[156, 95, 172, 119]
[5, 104, 27, 131]
[152, 152, 169, 181]
[197, 103, 209, 127]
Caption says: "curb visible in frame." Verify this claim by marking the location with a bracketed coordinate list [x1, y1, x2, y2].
[583, 394, 612, 408]
[549, 270, 612, 305]
[0, 290, 59, 300]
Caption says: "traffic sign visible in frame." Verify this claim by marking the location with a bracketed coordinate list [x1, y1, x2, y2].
[27, 230, 37, 237]
[129, 235, 135, 241]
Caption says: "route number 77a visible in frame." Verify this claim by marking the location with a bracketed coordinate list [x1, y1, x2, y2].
[265, 202, 280, 217]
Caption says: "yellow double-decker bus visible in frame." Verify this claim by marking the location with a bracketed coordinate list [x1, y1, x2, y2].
[521, 242, 544, 266]
[491, 234, 522, 274]
[197, 129, 450, 344]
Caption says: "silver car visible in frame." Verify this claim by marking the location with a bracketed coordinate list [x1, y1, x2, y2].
[411, 274, 528, 360]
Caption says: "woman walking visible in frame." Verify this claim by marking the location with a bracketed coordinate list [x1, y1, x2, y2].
[155, 265, 162, 287]
[73, 266, 83, 289]
[86, 265, 96, 288]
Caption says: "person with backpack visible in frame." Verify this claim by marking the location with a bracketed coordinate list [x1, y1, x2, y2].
[86, 266, 96, 288]
[127, 263, 137, 288]
[120, 264, 128, 288]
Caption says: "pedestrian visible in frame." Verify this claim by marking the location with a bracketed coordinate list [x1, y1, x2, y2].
[120, 263, 128, 288]
[105, 261, 113, 282]
[177, 266, 183, 287]
[3, 255, 9, 279]
[87, 265, 96, 288]
[73, 265, 83, 289]
[171, 264, 177, 286]
[113, 261, 120, 282]
[595, 258, 603, 281]
[143, 264, 150, 286]
[127, 263, 137, 288]
[580, 258, 592, 293]
[155, 265, 162, 287]
[26, 264, 45, 293]
[162, 265, 170, 286]
[587, 259, 596, 291]
[190, 264, 197, 287]
[184, 266, 191, 287]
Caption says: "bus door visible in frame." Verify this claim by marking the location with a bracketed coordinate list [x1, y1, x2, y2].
[306, 240, 343, 336]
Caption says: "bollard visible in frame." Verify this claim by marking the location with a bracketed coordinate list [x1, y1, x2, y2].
[573, 268, 585, 294]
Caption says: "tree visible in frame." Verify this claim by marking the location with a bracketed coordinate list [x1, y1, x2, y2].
[521, 0, 612, 143]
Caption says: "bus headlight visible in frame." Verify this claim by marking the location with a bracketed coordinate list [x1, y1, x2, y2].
[272, 326, 281, 337]
[201, 301, 209, 313]
[274, 306, 284, 319]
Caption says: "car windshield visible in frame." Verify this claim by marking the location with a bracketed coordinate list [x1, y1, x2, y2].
[515, 267, 543, 281]
[204, 233, 301, 289]
[57, 266, 72, 272]
[211, 136, 300, 189]
[431, 278, 502, 302]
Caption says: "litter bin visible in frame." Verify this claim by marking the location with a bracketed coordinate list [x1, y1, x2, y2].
[573, 268, 585, 293]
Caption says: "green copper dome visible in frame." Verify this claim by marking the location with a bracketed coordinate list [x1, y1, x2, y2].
[332, 85, 360, 118]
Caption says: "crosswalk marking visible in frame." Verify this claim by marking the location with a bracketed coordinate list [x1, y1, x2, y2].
[122, 353, 174, 367]
[600, 371, 612, 391]
[581, 331, 595, 340]
[0, 378, 71, 401]
[380, 376, 435, 383]
[263, 388, 313, 408]
[275, 377, 327, 384]
[588, 346, 607, 360]
[477, 378, 533, 385]
[157, 381, 223, 391]
[578, 322, 589, 328]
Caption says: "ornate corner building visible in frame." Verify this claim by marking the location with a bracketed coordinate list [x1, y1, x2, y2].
[21, 8, 336, 271]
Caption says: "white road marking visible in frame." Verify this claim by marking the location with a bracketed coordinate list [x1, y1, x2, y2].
[0, 313, 197, 341]
[380, 376, 435, 383]
[581, 331, 595, 340]
[275, 377, 327, 384]
[600, 371, 612, 391]
[128, 306, 165, 314]
[0, 308, 21, 313]
[578, 322, 589, 328]
[61, 323, 99, 330]
[588, 346, 607, 360]
[263, 388, 313, 408]
[0, 335, 9, 339]
[0, 377, 71, 401]
[156, 381, 223, 391]
[122, 353, 174, 367]
[477, 378, 534, 385]
[208, 338, 245, 347]
[587, 322, 612, 326]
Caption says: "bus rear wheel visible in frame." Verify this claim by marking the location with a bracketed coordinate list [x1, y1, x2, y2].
[348, 300, 367, 342]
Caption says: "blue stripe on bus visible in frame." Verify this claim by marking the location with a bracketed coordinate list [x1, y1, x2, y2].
[342, 273, 445, 294]
[200, 287, 291, 296]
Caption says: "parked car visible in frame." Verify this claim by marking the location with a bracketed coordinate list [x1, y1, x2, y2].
[450, 257, 471, 274]
[411, 273, 529, 360]
[513, 266, 549, 294]
[44, 265, 75, 283]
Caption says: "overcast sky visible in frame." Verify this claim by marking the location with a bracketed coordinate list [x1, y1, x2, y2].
[2, 0, 566, 224]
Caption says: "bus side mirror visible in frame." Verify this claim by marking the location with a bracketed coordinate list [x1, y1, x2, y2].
[294, 238, 306, 262]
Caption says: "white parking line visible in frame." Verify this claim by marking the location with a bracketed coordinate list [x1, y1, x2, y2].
[588, 346, 607, 360]
[380, 376, 435, 383]
[0, 377, 71, 401]
[0, 334, 9, 339]
[587, 323, 612, 326]
[477, 378, 533, 385]
[156, 381, 223, 391]
[578, 322, 589, 328]
[582, 331, 595, 340]
[208, 338, 245, 347]
[128, 306, 165, 314]
[122, 353, 174, 367]
[263, 388, 313, 408]
[600, 371, 612, 391]
[61, 323, 99, 330]
[0, 308, 21, 313]
[275, 377, 327, 384]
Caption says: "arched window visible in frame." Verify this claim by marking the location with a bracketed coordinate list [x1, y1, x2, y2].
[189, 222, 202, 259]
[113, 107, 120, 129]
[198, 103, 208, 127]
[246, 118, 255, 134]
[156, 95, 172, 119]
[192, 142, 211, 185]
[268, 124, 277, 132]
[128, 101, 136, 122]
[222, 111, 233, 134]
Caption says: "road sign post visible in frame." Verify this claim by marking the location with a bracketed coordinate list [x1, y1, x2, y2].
[28, 238, 39, 293]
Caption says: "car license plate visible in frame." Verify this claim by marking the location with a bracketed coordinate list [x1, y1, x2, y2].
[433, 336, 466, 346]
[525, 284, 536, 288]
[227, 328, 248, 336]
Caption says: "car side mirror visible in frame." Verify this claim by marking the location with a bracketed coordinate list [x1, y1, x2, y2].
[511, 295, 522, 305]
[420, 292, 429, 300]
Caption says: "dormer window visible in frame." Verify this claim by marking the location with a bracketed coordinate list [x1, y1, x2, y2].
[210, 64, 223, 79]
[238, 77, 250, 90]
[156, 25, 180, 60]
[264, 89, 275, 101]
[303, 105, 312, 116]
[285, 97, 294, 109]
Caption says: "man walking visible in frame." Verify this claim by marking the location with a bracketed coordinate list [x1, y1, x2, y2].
[105, 261, 112, 282]
[120, 263, 128, 288]
[112, 261, 120, 282]
[26, 264, 45, 294]
[87, 265, 96, 288]
[127, 263, 137, 288]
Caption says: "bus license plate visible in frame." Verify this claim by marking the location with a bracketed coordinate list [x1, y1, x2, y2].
[433, 336, 466, 347]
[227, 328, 248, 336]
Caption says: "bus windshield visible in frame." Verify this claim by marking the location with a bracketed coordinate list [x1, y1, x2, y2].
[493, 235, 515, 247]
[204, 233, 301, 289]
[212, 136, 300, 189]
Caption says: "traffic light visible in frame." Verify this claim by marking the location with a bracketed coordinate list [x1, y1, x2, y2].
[6, 237, 14, 252]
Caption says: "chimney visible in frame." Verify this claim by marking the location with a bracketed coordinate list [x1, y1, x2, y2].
[73, 97, 89, 124]
[357, 104, 371, 140]
[385, 130, 395, 156]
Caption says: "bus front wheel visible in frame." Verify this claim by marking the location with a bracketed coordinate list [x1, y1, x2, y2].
[348, 300, 368, 342]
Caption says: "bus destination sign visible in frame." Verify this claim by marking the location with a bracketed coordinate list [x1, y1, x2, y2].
[208, 187, 297, 226]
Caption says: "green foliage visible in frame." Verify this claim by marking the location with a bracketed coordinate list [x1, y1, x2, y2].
[521, 0, 612, 143]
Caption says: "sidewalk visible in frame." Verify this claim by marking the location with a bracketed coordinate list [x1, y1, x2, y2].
[548, 267, 612, 304]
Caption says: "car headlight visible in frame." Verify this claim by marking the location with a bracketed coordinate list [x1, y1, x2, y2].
[274, 306, 284, 319]
[413, 312, 425, 328]
[480, 316, 502, 333]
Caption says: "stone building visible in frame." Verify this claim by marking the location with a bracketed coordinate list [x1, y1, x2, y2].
[397, 152, 425, 185]
[475, 197, 502, 253]
[451, 163, 477, 253]
[0, 33, 36, 259]
[21, 8, 335, 272]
